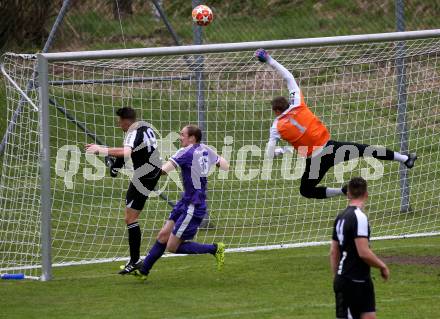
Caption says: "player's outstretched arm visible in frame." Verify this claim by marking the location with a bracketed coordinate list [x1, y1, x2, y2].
[266, 138, 277, 159]
[355, 237, 390, 281]
[216, 156, 229, 171]
[161, 160, 177, 175]
[255, 48, 300, 96]
[85, 144, 131, 158]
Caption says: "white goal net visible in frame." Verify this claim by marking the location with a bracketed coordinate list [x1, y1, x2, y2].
[1, 31, 440, 279]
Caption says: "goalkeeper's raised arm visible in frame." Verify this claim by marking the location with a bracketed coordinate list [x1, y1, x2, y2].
[255, 48, 301, 107]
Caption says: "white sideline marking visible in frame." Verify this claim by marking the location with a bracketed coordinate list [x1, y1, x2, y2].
[1, 233, 438, 273]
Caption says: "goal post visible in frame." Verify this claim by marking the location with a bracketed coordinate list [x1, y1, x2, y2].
[37, 54, 52, 282]
[1, 29, 440, 280]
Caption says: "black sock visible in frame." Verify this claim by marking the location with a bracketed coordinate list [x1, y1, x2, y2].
[127, 222, 141, 263]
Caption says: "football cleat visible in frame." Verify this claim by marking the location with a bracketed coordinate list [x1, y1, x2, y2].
[133, 269, 149, 281]
[118, 259, 142, 275]
[214, 242, 225, 271]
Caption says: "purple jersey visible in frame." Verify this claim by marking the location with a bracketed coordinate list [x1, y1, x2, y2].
[169, 144, 219, 210]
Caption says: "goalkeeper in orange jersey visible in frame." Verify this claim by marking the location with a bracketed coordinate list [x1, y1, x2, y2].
[255, 49, 417, 199]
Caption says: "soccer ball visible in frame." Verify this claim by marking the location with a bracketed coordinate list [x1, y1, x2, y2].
[192, 5, 213, 26]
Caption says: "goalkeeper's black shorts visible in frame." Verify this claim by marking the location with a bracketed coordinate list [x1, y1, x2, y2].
[125, 170, 161, 211]
[300, 140, 394, 199]
[334, 275, 376, 319]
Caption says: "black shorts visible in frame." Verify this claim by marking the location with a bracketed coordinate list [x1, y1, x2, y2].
[334, 275, 376, 319]
[125, 171, 161, 211]
[300, 140, 394, 199]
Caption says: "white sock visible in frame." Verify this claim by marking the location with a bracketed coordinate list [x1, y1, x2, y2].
[326, 187, 344, 198]
[394, 152, 408, 163]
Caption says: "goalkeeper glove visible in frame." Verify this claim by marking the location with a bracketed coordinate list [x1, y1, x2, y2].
[255, 48, 269, 63]
[274, 146, 294, 157]
[104, 156, 114, 168]
[110, 165, 119, 178]
[106, 157, 125, 178]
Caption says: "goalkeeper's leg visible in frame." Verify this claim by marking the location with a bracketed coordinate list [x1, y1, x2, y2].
[332, 140, 415, 166]
[299, 152, 337, 199]
[299, 140, 418, 199]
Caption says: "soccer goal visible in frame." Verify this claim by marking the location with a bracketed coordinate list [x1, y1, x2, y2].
[1, 30, 440, 280]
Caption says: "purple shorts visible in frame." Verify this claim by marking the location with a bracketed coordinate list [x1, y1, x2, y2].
[169, 203, 206, 240]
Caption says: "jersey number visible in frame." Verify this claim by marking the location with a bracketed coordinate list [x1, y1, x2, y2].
[335, 219, 345, 246]
[198, 155, 209, 175]
[337, 251, 347, 275]
[336, 219, 346, 275]
[143, 128, 157, 152]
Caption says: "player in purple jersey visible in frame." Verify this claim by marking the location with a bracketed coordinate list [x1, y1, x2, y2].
[134, 125, 229, 280]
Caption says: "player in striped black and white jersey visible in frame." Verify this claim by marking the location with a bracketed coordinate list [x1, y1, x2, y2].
[255, 49, 417, 199]
[330, 177, 389, 319]
[86, 107, 162, 275]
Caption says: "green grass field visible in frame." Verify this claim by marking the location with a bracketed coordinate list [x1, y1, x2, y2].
[1, 236, 439, 319]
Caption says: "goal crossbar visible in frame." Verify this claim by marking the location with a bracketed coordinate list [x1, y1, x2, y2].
[40, 29, 440, 61]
